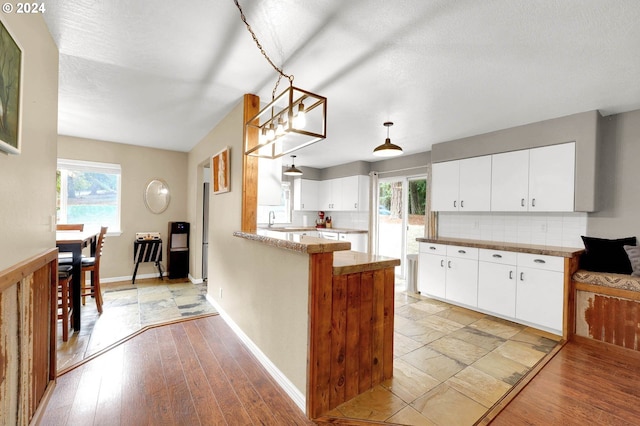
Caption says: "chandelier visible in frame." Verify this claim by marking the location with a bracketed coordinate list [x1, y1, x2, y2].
[235, 0, 327, 159]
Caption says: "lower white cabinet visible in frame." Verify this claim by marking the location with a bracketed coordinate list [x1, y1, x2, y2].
[444, 246, 479, 307]
[338, 232, 368, 252]
[418, 243, 446, 298]
[419, 243, 566, 335]
[514, 253, 564, 333]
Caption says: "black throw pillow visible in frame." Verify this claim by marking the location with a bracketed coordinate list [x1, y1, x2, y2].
[580, 236, 637, 274]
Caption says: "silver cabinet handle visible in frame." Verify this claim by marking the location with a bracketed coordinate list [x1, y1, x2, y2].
[460, 200, 464, 208]
[448, 261, 452, 268]
[453, 200, 457, 208]
[354, 203, 357, 209]
[531, 198, 536, 207]
[492, 254, 502, 258]
[458, 250, 466, 254]
[440, 259, 444, 267]
[534, 259, 546, 264]
[430, 246, 437, 250]
[521, 198, 525, 207]
[509, 270, 513, 279]
[520, 272, 524, 281]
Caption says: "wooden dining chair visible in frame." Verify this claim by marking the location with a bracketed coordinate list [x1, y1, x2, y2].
[57, 264, 74, 342]
[56, 223, 85, 231]
[81, 226, 108, 314]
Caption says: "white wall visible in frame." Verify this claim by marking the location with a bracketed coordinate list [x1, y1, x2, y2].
[187, 99, 310, 400]
[0, 15, 58, 271]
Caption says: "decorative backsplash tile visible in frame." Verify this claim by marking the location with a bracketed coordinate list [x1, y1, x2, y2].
[438, 212, 586, 248]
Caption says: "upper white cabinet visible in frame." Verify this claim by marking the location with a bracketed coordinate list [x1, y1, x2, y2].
[257, 157, 283, 206]
[432, 156, 492, 212]
[491, 142, 575, 212]
[297, 175, 370, 212]
[293, 178, 319, 211]
[528, 143, 575, 212]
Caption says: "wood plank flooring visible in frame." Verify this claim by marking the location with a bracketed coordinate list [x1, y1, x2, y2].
[491, 339, 640, 425]
[40, 315, 314, 425]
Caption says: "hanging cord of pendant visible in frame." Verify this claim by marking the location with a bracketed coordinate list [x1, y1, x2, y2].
[233, 0, 294, 99]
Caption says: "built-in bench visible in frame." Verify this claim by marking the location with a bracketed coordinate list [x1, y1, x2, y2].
[572, 269, 640, 353]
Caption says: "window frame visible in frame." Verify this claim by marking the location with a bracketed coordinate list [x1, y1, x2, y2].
[56, 158, 122, 234]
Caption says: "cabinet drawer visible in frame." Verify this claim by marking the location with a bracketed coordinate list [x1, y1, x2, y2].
[516, 253, 564, 272]
[419, 242, 446, 255]
[446, 245, 479, 260]
[479, 249, 517, 265]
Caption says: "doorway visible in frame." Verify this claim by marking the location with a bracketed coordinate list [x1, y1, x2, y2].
[377, 176, 427, 279]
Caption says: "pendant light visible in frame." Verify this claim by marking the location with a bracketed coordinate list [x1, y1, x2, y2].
[283, 155, 303, 176]
[373, 121, 403, 157]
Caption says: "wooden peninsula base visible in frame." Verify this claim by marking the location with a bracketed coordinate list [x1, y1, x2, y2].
[233, 231, 400, 419]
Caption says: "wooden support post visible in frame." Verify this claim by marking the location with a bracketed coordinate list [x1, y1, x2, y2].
[242, 93, 259, 233]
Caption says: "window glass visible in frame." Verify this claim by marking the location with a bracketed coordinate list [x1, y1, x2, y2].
[57, 159, 121, 232]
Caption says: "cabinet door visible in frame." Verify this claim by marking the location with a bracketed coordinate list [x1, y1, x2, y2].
[293, 178, 319, 211]
[418, 253, 446, 298]
[528, 142, 575, 212]
[478, 261, 516, 317]
[491, 150, 530, 211]
[458, 156, 492, 211]
[319, 179, 334, 210]
[515, 267, 564, 333]
[431, 161, 460, 211]
[357, 175, 370, 211]
[257, 157, 282, 206]
[339, 232, 367, 252]
[340, 176, 359, 211]
[445, 257, 478, 307]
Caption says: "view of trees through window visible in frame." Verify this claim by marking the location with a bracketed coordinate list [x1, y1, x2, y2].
[56, 161, 121, 231]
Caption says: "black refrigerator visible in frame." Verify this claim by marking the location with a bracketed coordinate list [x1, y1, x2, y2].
[168, 221, 189, 279]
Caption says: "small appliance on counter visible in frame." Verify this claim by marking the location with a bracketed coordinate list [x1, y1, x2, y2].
[316, 211, 326, 228]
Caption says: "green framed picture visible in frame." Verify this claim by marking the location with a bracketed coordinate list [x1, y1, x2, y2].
[0, 20, 22, 155]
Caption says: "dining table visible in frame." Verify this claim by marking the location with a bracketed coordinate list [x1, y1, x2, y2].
[56, 229, 100, 331]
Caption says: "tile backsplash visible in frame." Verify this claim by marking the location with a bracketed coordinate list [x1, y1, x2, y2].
[438, 212, 587, 248]
[291, 210, 369, 230]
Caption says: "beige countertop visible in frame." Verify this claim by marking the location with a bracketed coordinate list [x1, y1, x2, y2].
[234, 230, 398, 274]
[258, 226, 368, 234]
[416, 237, 584, 258]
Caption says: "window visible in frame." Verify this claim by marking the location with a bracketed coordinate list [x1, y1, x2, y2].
[57, 159, 122, 233]
[257, 182, 291, 225]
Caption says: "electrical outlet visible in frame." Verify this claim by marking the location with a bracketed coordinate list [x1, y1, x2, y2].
[219, 287, 223, 298]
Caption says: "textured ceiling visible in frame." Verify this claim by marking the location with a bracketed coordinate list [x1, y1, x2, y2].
[43, 0, 640, 168]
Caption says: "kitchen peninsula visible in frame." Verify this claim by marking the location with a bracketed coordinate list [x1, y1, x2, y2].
[233, 230, 399, 418]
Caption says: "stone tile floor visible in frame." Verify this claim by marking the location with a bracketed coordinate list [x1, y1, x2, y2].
[56, 277, 217, 373]
[326, 291, 561, 425]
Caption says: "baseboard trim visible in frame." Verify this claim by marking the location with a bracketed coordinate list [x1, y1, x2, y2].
[205, 294, 306, 413]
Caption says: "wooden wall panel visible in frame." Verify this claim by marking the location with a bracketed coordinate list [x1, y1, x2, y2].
[308, 263, 395, 419]
[0, 249, 57, 426]
[241, 93, 259, 233]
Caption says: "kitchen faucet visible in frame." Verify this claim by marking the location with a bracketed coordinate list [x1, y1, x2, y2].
[268, 211, 275, 228]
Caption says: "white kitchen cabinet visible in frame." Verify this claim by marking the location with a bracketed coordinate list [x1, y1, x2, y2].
[491, 150, 530, 211]
[318, 176, 370, 212]
[340, 175, 370, 212]
[431, 156, 491, 211]
[293, 178, 319, 211]
[528, 142, 575, 212]
[478, 249, 518, 317]
[444, 245, 479, 307]
[515, 253, 564, 334]
[338, 232, 368, 252]
[418, 243, 446, 298]
[491, 142, 575, 212]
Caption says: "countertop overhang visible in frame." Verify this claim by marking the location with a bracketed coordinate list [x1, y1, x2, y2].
[416, 237, 583, 258]
[258, 226, 368, 234]
[234, 230, 399, 274]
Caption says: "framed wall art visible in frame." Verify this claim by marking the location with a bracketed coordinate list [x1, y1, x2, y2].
[212, 147, 230, 194]
[0, 20, 22, 155]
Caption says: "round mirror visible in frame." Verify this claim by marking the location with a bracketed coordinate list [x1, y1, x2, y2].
[144, 179, 170, 214]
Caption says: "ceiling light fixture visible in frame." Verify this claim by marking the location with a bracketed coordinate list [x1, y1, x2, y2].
[283, 155, 303, 176]
[373, 121, 403, 157]
[235, 0, 327, 160]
